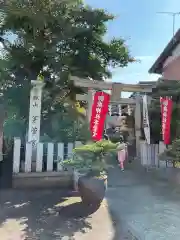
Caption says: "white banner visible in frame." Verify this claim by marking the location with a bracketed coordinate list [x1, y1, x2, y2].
[142, 95, 150, 144]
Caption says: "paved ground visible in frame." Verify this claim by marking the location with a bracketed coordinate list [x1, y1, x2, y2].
[3, 165, 180, 239]
[107, 166, 180, 240]
[0, 188, 134, 240]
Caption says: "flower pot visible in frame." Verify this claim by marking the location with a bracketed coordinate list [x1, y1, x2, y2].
[78, 174, 107, 206]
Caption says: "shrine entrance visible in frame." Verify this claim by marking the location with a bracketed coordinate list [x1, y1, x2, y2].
[72, 76, 153, 159]
[106, 101, 136, 161]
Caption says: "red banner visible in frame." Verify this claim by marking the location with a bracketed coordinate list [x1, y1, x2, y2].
[90, 91, 110, 141]
[160, 97, 173, 145]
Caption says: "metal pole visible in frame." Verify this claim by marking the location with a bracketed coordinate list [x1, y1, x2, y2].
[157, 11, 180, 41]
[173, 14, 175, 39]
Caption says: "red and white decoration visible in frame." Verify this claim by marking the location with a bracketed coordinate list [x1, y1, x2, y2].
[160, 97, 173, 145]
[90, 91, 110, 141]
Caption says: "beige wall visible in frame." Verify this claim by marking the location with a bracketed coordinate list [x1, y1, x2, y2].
[162, 55, 180, 80]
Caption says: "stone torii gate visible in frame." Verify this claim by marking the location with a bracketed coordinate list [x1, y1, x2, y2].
[71, 76, 153, 157]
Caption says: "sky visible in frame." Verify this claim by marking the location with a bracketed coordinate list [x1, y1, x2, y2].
[85, 0, 180, 95]
[1, 0, 180, 96]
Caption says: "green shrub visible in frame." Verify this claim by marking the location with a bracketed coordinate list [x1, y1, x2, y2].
[159, 138, 180, 162]
[62, 140, 126, 175]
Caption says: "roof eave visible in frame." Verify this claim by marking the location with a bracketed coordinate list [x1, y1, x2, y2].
[148, 29, 180, 74]
[148, 66, 162, 74]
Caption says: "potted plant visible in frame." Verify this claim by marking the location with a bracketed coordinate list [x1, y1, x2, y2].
[158, 138, 180, 168]
[62, 140, 126, 206]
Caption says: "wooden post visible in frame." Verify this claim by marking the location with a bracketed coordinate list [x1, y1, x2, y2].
[47, 143, 54, 171]
[28, 80, 45, 171]
[118, 104, 122, 116]
[36, 142, 43, 172]
[57, 143, 64, 171]
[135, 95, 142, 158]
[111, 83, 122, 101]
[127, 105, 131, 115]
[13, 138, 21, 173]
[28, 80, 44, 146]
[87, 89, 96, 122]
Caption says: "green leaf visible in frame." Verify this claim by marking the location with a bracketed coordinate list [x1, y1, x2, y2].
[0, 0, 133, 141]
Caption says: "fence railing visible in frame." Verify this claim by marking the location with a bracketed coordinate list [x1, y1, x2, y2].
[13, 138, 168, 173]
[139, 141, 166, 168]
[13, 138, 82, 173]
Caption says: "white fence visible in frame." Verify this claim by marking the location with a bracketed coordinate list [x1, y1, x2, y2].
[13, 138, 82, 173]
[139, 141, 166, 167]
[13, 138, 168, 173]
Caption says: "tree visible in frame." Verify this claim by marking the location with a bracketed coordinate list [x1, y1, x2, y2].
[0, 0, 134, 141]
[149, 79, 180, 143]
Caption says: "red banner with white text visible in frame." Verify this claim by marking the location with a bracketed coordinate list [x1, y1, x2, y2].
[160, 97, 173, 145]
[90, 91, 110, 141]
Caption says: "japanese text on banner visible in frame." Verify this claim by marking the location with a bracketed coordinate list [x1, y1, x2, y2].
[160, 97, 173, 145]
[90, 92, 110, 141]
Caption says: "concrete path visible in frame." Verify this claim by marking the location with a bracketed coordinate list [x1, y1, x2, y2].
[0, 189, 133, 240]
[107, 167, 180, 240]
[3, 166, 179, 239]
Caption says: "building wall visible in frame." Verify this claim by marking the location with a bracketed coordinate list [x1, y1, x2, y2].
[162, 43, 180, 80]
[162, 55, 180, 80]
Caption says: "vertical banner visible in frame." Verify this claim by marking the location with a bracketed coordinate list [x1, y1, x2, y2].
[160, 97, 173, 145]
[28, 81, 44, 148]
[142, 95, 151, 144]
[90, 91, 110, 141]
[160, 97, 164, 141]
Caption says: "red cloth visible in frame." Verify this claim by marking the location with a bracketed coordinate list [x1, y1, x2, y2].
[160, 97, 173, 145]
[90, 91, 110, 141]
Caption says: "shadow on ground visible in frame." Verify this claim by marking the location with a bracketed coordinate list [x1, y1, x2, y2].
[0, 190, 100, 239]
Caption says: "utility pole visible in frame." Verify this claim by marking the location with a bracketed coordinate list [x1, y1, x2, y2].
[157, 11, 180, 41]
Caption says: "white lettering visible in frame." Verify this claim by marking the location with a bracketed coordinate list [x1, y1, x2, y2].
[95, 114, 101, 119]
[97, 101, 103, 108]
[93, 125, 98, 132]
[164, 106, 168, 111]
[94, 119, 99, 125]
[92, 131, 97, 137]
[163, 100, 168, 106]
[163, 112, 167, 118]
[163, 117, 167, 123]
[98, 96, 104, 101]
[96, 108, 101, 113]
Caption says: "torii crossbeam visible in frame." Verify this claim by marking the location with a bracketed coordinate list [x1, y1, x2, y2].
[71, 76, 153, 93]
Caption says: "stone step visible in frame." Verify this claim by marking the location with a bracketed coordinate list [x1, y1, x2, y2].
[13, 171, 73, 189]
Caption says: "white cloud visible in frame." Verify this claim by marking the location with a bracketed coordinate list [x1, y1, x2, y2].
[112, 72, 160, 85]
[135, 55, 154, 61]
[121, 72, 159, 81]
